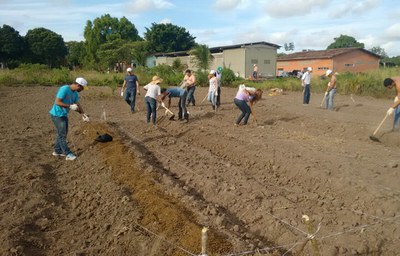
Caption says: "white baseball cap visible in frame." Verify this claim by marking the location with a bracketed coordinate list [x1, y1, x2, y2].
[307, 67, 312, 71]
[326, 69, 333, 76]
[209, 70, 216, 75]
[127, 67, 132, 72]
[75, 77, 88, 86]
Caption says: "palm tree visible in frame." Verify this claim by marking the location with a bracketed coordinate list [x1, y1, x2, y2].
[188, 44, 213, 71]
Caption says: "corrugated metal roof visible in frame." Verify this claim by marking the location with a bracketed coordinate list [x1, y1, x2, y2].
[277, 47, 381, 61]
[154, 41, 281, 57]
[209, 41, 281, 53]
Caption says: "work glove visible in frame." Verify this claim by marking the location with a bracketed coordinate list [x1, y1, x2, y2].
[324, 92, 328, 96]
[387, 107, 395, 116]
[69, 104, 78, 111]
[394, 96, 399, 103]
[82, 114, 90, 122]
[120, 90, 124, 97]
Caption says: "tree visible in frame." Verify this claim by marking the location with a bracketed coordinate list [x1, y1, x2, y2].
[130, 41, 149, 67]
[144, 23, 196, 53]
[327, 34, 364, 49]
[369, 46, 387, 59]
[66, 41, 86, 69]
[188, 44, 213, 71]
[83, 14, 142, 68]
[0, 25, 25, 68]
[284, 42, 295, 52]
[25, 27, 67, 67]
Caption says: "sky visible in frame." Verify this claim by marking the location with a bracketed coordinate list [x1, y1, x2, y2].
[1, 0, 400, 57]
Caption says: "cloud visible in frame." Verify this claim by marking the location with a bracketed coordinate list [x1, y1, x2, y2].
[330, 0, 379, 18]
[127, 0, 174, 13]
[264, 0, 328, 18]
[214, 0, 248, 10]
[385, 23, 400, 40]
[158, 18, 171, 24]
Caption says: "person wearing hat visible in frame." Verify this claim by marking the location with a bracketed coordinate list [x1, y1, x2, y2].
[301, 67, 313, 105]
[207, 70, 218, 111]
[324, 69, 337, 110]
[122, 67, 140, 113]
[216, 66, 222, 109]
[49, 77, 89, 161]
[253, 64, 258, 80]
[143, 76, 163, 127]
[183, 69, 196, 106]
[383, 76, 400, 130]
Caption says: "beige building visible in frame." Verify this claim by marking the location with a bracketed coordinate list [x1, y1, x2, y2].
[154, 41, 280, 79]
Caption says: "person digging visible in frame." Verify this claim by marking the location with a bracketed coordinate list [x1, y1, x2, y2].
[49, 77, 90, 161]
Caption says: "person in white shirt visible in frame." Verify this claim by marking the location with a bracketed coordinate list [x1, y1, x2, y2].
[143, 76, 162, 126]
[207, 70, 218, 111]
[301, 67, 313, 105]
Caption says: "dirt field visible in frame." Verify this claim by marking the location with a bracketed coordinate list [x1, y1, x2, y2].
[1, 85, 399, 256]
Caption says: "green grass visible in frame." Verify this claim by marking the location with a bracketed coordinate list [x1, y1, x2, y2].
[0, 65, 399, 99]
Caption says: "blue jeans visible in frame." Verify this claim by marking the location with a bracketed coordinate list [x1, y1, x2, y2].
[303, 84, 310, 104]
[394, 106, 400, 130]
[51, 115, 71, 155]
[208, 91, 217, 108]
[124, 89, 137, 112]
[178, 91, 188, 119]
[234, 98, 251, 125]
[145, 96, 157, 125]
[216, 86, 221, 107]
[325, 88, 336, 110]
[187, 86, 196, 106]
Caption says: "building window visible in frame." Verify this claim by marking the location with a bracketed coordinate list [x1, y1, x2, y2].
[344, 63, 354, 67]
[251, 59, 258, 64]
[318, 67, 329, 70]
[264, 60, 270, 64]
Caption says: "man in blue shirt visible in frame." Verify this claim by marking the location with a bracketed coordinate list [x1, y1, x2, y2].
[49, 77, 89, 160]
[122, 67, 140, 113]
[161, 87, 188, 122]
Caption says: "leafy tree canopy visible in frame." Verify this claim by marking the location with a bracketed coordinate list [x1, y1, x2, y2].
[25, 27, 67, 68]
[83, 14, 142, 68]
[144, 23, 196, 53]
[66, 41, 86, 68]
[0, 24, 25, 66]
[327, 34, 364, 49]
[369, 46, 387, 59]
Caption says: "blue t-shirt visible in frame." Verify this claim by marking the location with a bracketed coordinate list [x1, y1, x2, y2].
[167, 87, 185, 97]
[49, 85, 79, 117]
[125, 75, 138, 90]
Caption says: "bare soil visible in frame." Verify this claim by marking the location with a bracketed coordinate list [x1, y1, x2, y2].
[1, 85, 399, 256]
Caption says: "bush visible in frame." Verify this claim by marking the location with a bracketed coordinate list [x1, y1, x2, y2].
[221, 68, 236, 87]
[148, 64, 183, 86]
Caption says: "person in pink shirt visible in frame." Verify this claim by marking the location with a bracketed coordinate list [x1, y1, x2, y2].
[234, 85, 262, 126]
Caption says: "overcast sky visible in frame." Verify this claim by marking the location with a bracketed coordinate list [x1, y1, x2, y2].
[1, 0, 399, 56]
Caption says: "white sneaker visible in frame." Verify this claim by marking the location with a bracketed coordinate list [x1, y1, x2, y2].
[65, 153, 77, 161]
[52, 152, 66, 157]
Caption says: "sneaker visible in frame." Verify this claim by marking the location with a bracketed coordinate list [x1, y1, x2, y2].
[52, 152, 66, 157]
[65, 153, 77, 161]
